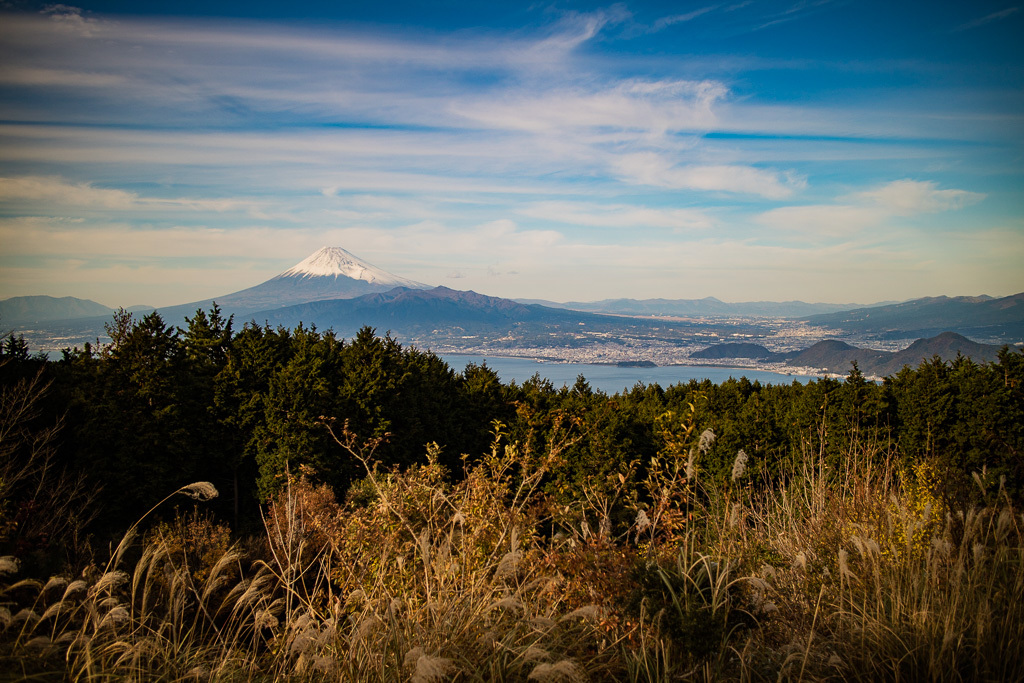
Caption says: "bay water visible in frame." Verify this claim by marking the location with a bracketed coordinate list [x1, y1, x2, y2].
[440, 354, 813, 395]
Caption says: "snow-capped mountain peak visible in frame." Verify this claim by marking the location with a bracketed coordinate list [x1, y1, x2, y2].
[278, 247, 425, 288]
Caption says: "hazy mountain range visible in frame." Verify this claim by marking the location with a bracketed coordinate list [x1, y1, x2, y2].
[0, 295, 115, 324]
[3, 246, 1021, 377]
[516, 297, 883, 318]
[691, 332, 1005, 376]
[804, 294, 1024, 341]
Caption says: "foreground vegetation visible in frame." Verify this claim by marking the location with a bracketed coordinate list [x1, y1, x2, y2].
[2, 309, 1023, 680]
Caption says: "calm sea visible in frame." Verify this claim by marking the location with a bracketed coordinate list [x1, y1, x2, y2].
[439, 354, 814, 395]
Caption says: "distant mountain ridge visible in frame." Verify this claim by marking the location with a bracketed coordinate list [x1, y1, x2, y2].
[691, 331, 1005, 376]
[245, 285, 641, 336]
[0, 295, 113, 325]
[805, 292, 1024, 340]
[519, 296, 880, 318]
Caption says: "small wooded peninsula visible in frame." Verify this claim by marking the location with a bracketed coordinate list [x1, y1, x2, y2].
[2, 309, 1023, 681]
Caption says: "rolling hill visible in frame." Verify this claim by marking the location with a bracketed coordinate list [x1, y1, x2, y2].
[690, 331, 1005, 377]
[805, 292, 1024, 340]
[0, 295, 113, 325]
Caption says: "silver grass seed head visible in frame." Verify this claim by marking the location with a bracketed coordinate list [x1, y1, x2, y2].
[0, 556, 18, 576]
[531, 615, 556, 630]
[99, 606, 129, 628]
[256, 610, 279, 630]
[42, 576, 68, 594]
[729, 503, 742, 528]
[62, 579, 88, 600]
[311, 656, 337, 674]
[524, 645, 551, 663]
[40, 601, 66, 622]
[344, 589, 367, 609]
[181, 482, 218, 501]
[838, 549, 855, 580]
[289, 630, 317, 655]
[412, 653, 455, 683]
[488, 596, 523, 613]
[352, 613, 380, 642]
[12, 608, 40, 626]
[529, 660, 581, 682]
[25, 636, 56, 654]
[54, 632, 76, 646]
[731, 450, 748, 482]
[404, 647, 424, 667]
[635, 509, 650, 531]
[793, 551, 808, 571]
[698, 428, 716, 454]
[93, 570, 129, 594]
[186, 666, 211, 680]
[496, 550, 522, 579]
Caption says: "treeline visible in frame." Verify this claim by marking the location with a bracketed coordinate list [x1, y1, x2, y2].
[2, 306, 1023, 559]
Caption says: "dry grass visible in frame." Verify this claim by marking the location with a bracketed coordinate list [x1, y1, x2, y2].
[1, 420, 1022, 681]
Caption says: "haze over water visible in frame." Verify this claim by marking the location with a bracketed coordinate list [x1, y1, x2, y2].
[441, 354, 810, 395]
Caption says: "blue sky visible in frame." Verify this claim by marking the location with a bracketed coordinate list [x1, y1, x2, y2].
[0, 1, 1021, 307]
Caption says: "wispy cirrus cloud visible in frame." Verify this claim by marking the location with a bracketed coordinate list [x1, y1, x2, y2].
[0, 175, 255, 214]
[613, 153, 805, 199]
[0, 175, 139, 210]
[650, 6, 719, 32]
[954, 7, 1019, 32]
[518, 201, 715, 231]
[453, 78, 728, 135]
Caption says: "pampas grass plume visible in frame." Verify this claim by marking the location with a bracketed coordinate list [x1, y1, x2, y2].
[405, 647, 455, 683]
[0, 556, 18, 576]
[181, 481, 219, 501]
[731, 450, 748, 482]
[62, 579, 87, 600]
[529, 659, 581, 682]
[698, 428, 716, 454]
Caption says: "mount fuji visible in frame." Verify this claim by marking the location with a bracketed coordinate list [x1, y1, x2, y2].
[157, 247, 430, 323]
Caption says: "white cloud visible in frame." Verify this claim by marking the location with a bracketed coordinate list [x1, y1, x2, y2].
[0, 175, 257, 214]
[0, 67, 126, 87]
[0, 175, 138, 209]
[757, 179, 986, 237]
[613, 153, 804, 198]
[650, 6, 718, 32]
[453, 78, 727, 137]
[853, 179, 985, 214]
[519, 201, 714, 230]
[757, 204, 885, 236]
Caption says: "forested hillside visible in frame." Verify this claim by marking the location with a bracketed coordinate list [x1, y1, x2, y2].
[2, 307, 1023, 680]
